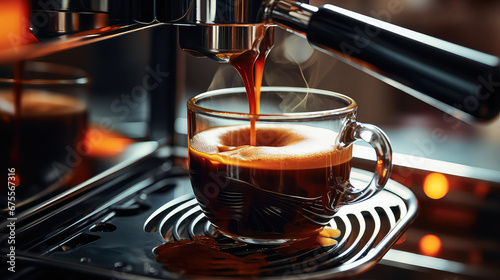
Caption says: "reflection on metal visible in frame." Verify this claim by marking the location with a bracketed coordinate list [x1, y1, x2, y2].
[382, 249, 498, 279]
[145, 169, 417, 278]
[353, 144, 500, 183]
[84, 127, 134, 157]
[4, 169, 416, 279]
[1, 141, 159, 217]
[178, 23, 271, 62]
[0, 23, 159, 64]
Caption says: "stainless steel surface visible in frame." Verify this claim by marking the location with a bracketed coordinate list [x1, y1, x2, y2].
[178, 23, 271, 62]
[153, 170, 417, 278]
[30, 0, 155, 39]
[175, 0, 278, 62]
[0, 166, 418, 279]
[31, 10, 110, 37]
[269, 0, 317, 35]
[176, 1, 313, 62]
[0, 23, 158, 64]
[179, 0, 265, 24]
[170, 0, 310, 24]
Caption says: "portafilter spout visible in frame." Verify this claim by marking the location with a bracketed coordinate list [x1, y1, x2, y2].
[177, 24, 272, 62]
[168, 0, 276, 62]
[166, 0, 500, 122]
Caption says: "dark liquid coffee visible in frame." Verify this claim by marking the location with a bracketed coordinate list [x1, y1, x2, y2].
[229, 25, 273, 145]
[0, 90, 87, 188]
[189, 124, 352, 241]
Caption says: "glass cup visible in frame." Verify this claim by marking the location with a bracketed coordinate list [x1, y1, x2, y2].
[187, 87, 392, 244]
[0, 61, 89, 197]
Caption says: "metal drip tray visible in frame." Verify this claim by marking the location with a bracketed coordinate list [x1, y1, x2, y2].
[150, 171, 418, 279]
[3, 164, 417, 279]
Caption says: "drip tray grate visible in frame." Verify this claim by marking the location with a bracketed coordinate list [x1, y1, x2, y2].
[12, 169, 418, 279]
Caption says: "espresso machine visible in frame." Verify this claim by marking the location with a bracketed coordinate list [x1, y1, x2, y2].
[1, 1, 499, 279]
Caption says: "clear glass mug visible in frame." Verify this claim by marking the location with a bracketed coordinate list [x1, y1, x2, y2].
[187, 87, 392, 244]
[0, 62, 89, 196]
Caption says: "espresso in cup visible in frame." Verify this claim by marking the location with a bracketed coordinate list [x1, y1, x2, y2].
[189, 124, 353, 241]
[188, 87, 392, 244]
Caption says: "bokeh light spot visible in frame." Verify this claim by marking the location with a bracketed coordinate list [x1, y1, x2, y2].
[423, 173, 449, 199]
[419, 234, 442, 256]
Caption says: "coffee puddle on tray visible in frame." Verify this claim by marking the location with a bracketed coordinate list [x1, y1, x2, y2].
[154, 227, 340, 277]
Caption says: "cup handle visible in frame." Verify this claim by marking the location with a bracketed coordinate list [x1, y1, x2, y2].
[339, 119, 393, 204]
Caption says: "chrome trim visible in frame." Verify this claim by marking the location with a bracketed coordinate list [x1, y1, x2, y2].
[354, 144, 500, 183]
[178, 23, 270, 62]
[0, 23, 160, 64]
[269, 0, 317, 36]
[382, 249, 499, 279]
[0, 141, 159, 227]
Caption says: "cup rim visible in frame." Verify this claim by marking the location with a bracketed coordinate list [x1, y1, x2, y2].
[187, 86, 357, 120]
[0, 61, 89, 85]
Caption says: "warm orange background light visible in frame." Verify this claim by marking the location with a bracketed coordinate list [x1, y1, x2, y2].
[419, 234, 442, 256]
[84, 127, 133, 157]
[423, 173, 449, 199]
[0, 0, 37, 51]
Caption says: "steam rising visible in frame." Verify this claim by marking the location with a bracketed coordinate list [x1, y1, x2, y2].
[208, 29, 338, 113]
[277, 91, 325, 113]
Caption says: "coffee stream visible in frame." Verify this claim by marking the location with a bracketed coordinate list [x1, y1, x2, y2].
[229, 25, 273, 146]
